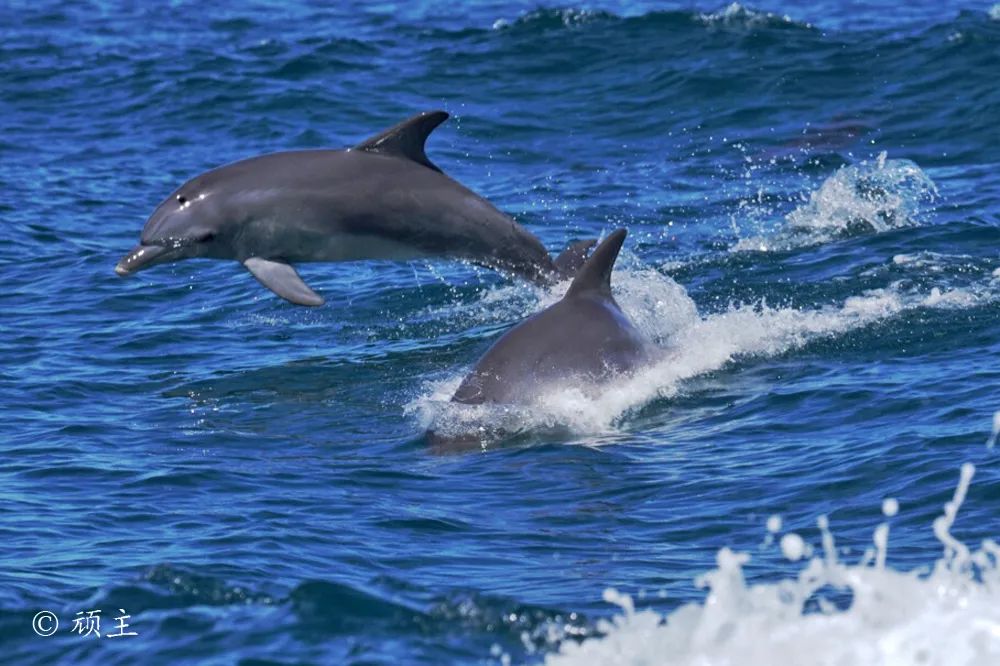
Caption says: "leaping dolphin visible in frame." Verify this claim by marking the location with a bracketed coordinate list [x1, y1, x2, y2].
[115, 111, 595, 306]
[449, 228, 650, 406]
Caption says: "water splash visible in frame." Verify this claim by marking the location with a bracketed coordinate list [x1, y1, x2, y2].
[788, 152, 937, 232]
[734, 152, 938, 252]
[544, 464, 1000, 665]
[987, 411, 999, 449]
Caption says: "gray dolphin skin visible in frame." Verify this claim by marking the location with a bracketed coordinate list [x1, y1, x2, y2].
[449, 228, 649, 406]
[115, 111, 595, 306]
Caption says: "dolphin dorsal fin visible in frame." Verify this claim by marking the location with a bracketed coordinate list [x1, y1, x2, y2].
[564, 229, 627, 299]
[352, 110, 449, 173]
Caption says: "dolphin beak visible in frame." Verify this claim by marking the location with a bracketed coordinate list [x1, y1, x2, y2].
[115, 244, 171, 276]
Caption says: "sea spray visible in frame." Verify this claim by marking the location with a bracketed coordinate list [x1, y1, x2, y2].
[545, 464, 1000, 666]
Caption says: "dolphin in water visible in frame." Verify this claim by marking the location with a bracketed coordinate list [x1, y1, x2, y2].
[449, 228, 650, 406]
[115, 111, 595, 306]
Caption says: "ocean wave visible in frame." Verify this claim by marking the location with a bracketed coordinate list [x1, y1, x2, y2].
[91, 564, 595, 648]
[292, 579, 594, 651]
[484, 2, 1000, 40]
[544, 462, 1000, 665]
[491, 3, 815, 35]
[93, 564, 277, 611]
[491, 7, 616, 31]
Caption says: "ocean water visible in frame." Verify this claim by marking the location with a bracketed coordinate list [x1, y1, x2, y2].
[2, 1, 999, 664]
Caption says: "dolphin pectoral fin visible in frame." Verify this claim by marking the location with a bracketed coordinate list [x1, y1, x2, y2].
[352, 110, 449, 173]
[243, 258, 325, 307]
[553, 238, 598, 279]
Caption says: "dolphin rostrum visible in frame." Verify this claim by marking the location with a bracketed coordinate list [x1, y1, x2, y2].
[449, 228, 650, 406]
[115, 111, 595, 306]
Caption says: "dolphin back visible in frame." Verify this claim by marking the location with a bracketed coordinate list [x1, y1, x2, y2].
[450, 227, 645, 407]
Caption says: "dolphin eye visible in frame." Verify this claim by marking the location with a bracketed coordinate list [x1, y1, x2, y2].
[177, 195, 188, 206]
[198, 232, 215, 243]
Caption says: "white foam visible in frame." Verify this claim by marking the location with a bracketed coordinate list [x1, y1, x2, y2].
[698, 2, 808, 29]
[891, 251, 969, 270]
[545, 465, 1000, 666]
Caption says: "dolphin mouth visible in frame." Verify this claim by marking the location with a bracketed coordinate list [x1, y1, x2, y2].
[115, 244, 174, 276]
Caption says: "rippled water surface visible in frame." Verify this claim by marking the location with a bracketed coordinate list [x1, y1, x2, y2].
[3, 1, 999, 664]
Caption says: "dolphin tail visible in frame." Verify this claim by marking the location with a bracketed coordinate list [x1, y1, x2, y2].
[553, 238, 598, 280]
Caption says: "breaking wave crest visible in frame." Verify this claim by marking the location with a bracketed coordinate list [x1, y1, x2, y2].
[491, 3, 815, 34]
[698, 2, 812, 31]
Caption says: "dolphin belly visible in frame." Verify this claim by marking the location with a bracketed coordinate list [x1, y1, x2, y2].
[291, 232, 431, 263]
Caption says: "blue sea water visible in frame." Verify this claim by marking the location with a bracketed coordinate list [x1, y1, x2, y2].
[2, 0, 999, 663]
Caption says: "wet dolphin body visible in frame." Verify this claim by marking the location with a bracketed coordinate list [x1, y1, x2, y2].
[115, 111, 594, 306]
[449, 228, 649, 406]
